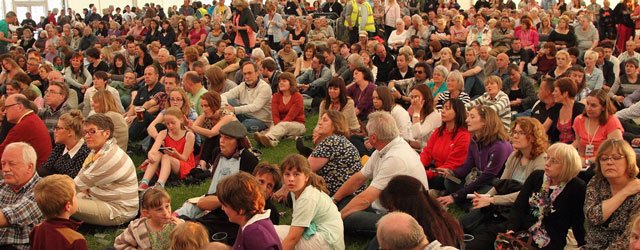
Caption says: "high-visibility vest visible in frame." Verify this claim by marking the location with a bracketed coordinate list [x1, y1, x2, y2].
[344, 0, 375, 32]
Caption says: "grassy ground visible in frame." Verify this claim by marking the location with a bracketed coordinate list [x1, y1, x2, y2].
[85, 114, 370, 249]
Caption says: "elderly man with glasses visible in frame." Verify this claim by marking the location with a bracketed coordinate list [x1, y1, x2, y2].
[38, 82, 73, 140]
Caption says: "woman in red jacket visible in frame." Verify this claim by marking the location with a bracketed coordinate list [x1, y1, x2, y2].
[254, 72, 305, 147]
[420, 98, 471, 190]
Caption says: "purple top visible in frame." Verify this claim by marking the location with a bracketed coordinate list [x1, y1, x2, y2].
[452, 138, 513, 202]
[233, 211, 282, 250]
[347, 82, 376, 120]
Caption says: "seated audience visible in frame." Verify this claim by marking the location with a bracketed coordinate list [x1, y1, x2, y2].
[332, 111, 428, 237]
[296, 54, 332, 99]
[147, 88, 198, 141]
[408, 84, 441, 149]
[435, 70, 470, 110]
[124, 65, 165, 143]
[502, 64, 537, 115]
[174, 121, 258, 218]
[436, 106, 512, 207]
[0, 94, 52, 168]
[466, 76, 512, 132]
[73, 114, 138, 226]
[188, 92, 236, 169]
[376, 175, 464, 248]
[427, 65, 449, 97]
[584, 139, 640, 249]
[221, 62, 273, 133]
[114, 188, 184, 249]
[169, 221, 213, 250]
[38, 110, 90, 178]
[30, 174, 88, 250]
[628, 213, 640, 249]
[421, 99, 471, 187]
[0, 142, 43, 249]
[217, 172, 282, 250]
[462, 117, 549, 248]
[82, 71, 125, 116]
[318, 77, 361, 133]
[275, 154, 345, 249]
[39, 82, 73, 138]
[376, 212, 458, 250]
[372, 86, 412, 141]
[545, 77, 585, 143]
[140, 107, 196, 189]
[347, 65, 377, 121]
[254, 72, 305, 147]
[91, 90, 129, 151]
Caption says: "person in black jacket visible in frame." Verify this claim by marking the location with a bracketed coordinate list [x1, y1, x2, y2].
[159, 20, 176, 49]
[144, 19, 161, 45]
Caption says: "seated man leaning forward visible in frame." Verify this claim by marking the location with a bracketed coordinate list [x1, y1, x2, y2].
[0, 142, 44, 250]
[72, 114, 139, 226]
[174, 120, 259, 218]
[221, 61, 273, 133]
[332, 111, 429, 237]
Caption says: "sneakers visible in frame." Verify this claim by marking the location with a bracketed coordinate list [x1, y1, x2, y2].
[254, 132, 275, 148]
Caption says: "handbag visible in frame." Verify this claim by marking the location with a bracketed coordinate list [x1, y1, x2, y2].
[494, 231, 536, 250]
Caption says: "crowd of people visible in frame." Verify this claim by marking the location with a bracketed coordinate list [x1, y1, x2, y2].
[2, 0, 640, 249]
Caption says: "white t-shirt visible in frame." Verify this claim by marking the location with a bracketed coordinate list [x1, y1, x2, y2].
[291, 185, 345, 250]
[360, 137, 429, 212]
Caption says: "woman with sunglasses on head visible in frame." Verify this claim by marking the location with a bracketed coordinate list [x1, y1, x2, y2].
[435, 105, 512, 208]
[583, 139, 640, 249]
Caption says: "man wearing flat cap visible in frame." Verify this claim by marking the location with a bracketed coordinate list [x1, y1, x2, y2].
[174, 120, 259, 218]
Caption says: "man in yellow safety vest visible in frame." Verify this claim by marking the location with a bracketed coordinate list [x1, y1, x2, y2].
[343, 0, 375, 43]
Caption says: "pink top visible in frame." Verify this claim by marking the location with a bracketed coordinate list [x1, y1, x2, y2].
[572, 115, 624, 157]
[189, 28, 207, 46]
[515, 28, 539, 51]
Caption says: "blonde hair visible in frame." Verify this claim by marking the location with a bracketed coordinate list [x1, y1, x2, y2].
[34, 174, 75, 218]
[92, 90, 120, 113]
[170, 222, 210, 250]
[484, 75, 503, 90]
[595, 139, 639, 179]
[547, 143, 582, 183]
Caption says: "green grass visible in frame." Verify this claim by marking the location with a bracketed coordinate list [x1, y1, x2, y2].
[86, 113, 374, 249]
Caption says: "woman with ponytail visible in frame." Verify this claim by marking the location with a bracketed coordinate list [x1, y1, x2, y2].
[275, 154, 345, 250]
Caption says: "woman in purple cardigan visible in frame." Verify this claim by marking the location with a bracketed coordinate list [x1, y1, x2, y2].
[217, 172, 282, 250]
[436, 105, 513, 207]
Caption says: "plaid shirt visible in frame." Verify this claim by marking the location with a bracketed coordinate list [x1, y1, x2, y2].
[0, 174, 43, 249]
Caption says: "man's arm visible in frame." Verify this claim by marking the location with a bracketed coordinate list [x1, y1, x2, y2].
[340, 186, 381, 219]
[461, 65, 482, 77]
[309, 68, 333, 88]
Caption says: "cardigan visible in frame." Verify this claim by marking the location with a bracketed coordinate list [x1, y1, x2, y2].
[452, 139, 513, 202]
[113, 217, 183, 250]
[467, 91, 512, 132]
[507, 170, 586, 249]
[319, 99, 361, 132]
[421, 126, 471, 179]
[272, 92, 304, 125]
[485, 152, 546, 205]
[547, 101, 585, 143]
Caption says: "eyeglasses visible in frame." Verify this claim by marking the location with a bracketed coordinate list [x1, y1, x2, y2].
[544, 156, 561, 164]
[599, 155, 626, 163]
[415, 70, 424, 74]
[511, 130, 527, 136]
[4, 103, 19, 109]
[84, 129, 105, 136]
[169, 98, 183, 101]
[53, 126, 67, 131]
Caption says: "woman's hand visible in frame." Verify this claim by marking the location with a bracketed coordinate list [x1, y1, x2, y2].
[621, 179, 640, 197]
[472, 192, 494, 209]
[437, 195, 455, 206]
[434, 168, 453, 178]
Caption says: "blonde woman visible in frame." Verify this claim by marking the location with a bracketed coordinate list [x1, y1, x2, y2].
[388, 18, 409, 51]
[547, 50, 572, 78]
[435, 47, 460, 72]
[548, 15, 576, 49]
[450, 15, 469, 47]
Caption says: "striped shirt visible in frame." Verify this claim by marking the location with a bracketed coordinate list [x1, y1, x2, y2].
[467, 91, 512, 132]
[75, 139, 138, 221]
[436, 91, 472, 110]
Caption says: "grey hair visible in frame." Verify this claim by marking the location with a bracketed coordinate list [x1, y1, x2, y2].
[347, 53, 363, 66]
[366, 111, 399, 142]
[447, 70, 465, 91]
[5, 142, 37, 167]
[433, 65, 450, 79]
[377, 212, 426, 249]
[251, 48, 265, 59]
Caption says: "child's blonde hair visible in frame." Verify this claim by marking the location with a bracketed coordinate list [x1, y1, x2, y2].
[170, 221, 210, 250]
[34, 174, 75, 218]
[164, 106, 187, 130]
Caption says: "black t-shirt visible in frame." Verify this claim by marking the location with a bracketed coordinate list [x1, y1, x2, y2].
[507, 48, 531, 67]
[133, 82, 165, 107]
[372, 54, 397, 84]
[87, 61, 110, 76]
[531, 101, 561, 125]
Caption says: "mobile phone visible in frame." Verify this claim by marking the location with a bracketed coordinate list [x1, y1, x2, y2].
[159, 147, 171, 153]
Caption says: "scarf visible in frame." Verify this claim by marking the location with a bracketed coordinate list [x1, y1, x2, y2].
[527, 173, 566, 248]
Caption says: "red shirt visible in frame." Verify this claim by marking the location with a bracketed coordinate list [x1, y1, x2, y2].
[0, 112, 52, 168]
[272, 92, 305, 124]
[420, 126, 472, 179]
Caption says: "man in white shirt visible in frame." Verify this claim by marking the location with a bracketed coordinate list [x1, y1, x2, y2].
[332, 111, 428, 237]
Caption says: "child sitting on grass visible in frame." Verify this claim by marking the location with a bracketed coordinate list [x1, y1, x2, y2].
[114, 188, 184, 249]
[139, 106, 196, 190]
[169, 221, 212, 250]
[30, 174, 88, 250]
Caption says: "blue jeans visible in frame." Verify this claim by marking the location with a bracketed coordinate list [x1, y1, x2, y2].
[227, 99, 268, 133]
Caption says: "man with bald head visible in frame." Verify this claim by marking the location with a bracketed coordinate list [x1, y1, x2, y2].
[183, 71, 208, 115]
[377, 212, 457, 250]
[0, 142, 43, 249]
[493, 53, 511, 83]
[0, 95, 52, 168]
